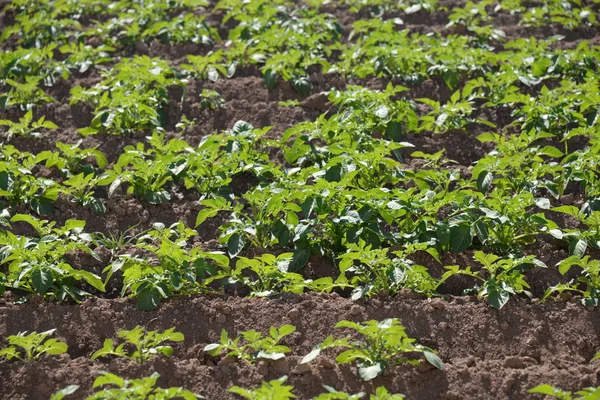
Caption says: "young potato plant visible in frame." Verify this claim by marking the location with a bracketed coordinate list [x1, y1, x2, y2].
[541, 256, 600, 307]
[435, 191, 554, 255]
[142, 14, 220, 45]
[61, 173, 106, 215]
[204, 324, 296, 365]
[36, 141, 108, 179]
[1, 7, 81, 48]
[0, 214, 105, 302]
[0, 329, 68, 362]
[106, 222, 229, 310]
[91, 326, 184, 363]
[337, 240, 438, 300]
[0, 109, 58, 141]
[326, 83, 418, 144]
[472, 130, 566, 197]
[217, 185, 305, 257]
[1, 77, 55, 111]
[438, 251, 544, 309]
[418, 90, 495, 134]
[0, 45, 67, 85]
[547, 208, 600, 258]
[50, 385, 79, 400]
[98, 134, 183, 204]
[529, 384, 600, 400]
[301, 319, 442, 381]
[0, 147, 61, 215]
[225, 5, 341, 95]
[315, 386, 405, 400]
[70, 57, 184, 136]
[226, 254, 340, 297]
[334, 26, 428, 82]
[85, 372, 201, 399]
[59, 42, 115, 74]
[229, 376, 295, 400]
[181, 51, 230, 82]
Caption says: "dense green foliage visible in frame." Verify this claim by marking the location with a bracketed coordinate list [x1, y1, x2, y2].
[1, 0, 599, 396]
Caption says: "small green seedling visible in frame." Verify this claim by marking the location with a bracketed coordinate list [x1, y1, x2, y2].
[302, 319, 442, 381]
[49, 385, 79, 400]
[0, 109, 58, 140]
[87, 372, 201, 399]
[204, 325, 296, 365]
[229, 376, 296, 400]
[91, 326, 184, 363]
[314, 386, 405, 400]
[0, 329, 68, 361]
[529, 384, 600, 400]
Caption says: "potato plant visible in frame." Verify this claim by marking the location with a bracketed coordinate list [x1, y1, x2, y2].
[0, 329, 68, 362]
[91, 326, 184, 363]
[301, 319, 442, 381]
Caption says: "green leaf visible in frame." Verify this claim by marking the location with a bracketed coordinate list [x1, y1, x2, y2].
[91, 340, 114, 360]
[203, 343, 220, 354]
[30, 197, 54, 216]
[195, 208, 218, 227]
[571, 239, 587, 257]
[50, 385, 79, 400]
[0, 171, 9, 190]
[358, 363, 383, 381]
[108, 178, 121, 198]
[144, 190, 170, 204]
[487, 288, 510, 310]
[77, 270, 106, 292]
[557, 256, 581, 275]
[89, 198, 106, 216]
[385, 121, 403, 142]
[77, 127, 99, 136]
[374, 105, 389, 119]
[538, 146, 564, 158]
[273, 220, 291, 247]
[423, 351, 443, 370]
[476, 171, 492, 193]
[93, 372, 124, 388]
[442, 70, 459, 91]
[301, 348, 321, 364]
[450, 225, 472, 254]
[534, 198, 551, 209]
[31, 269, 53, 295]
[291, 76, 312, 96]
[256, 351, 285, 360]
[45, 339, 68, 355]
[288, 246, 310, 272]
[137, 289, 161, 311]
[228, 233, 245, 258]
[264, 70, 277, 90]
[528, 384, 561, 395]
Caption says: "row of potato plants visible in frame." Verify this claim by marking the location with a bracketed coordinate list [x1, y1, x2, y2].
[2, 320, 439, 398]
[2, 0, 597, 51]
[1, 77, 600, 308]
[2, 324, 599, 398]
[1, 0, 599, 110]
[1, 204, 598, 311]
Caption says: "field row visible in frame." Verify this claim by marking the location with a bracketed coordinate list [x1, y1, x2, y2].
[1, 294, 599, 399]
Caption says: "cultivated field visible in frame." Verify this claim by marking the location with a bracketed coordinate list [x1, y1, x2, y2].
[1, 0, 600, 398]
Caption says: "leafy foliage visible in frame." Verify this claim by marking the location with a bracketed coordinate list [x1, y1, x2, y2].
[301, 319, 442, 381]
[87, 372, 201, 399]
[204, 325, 296, 365]
[229, 376, 295, 400]
[0, 329, 68, 361]
[91, 326, 184, 363]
